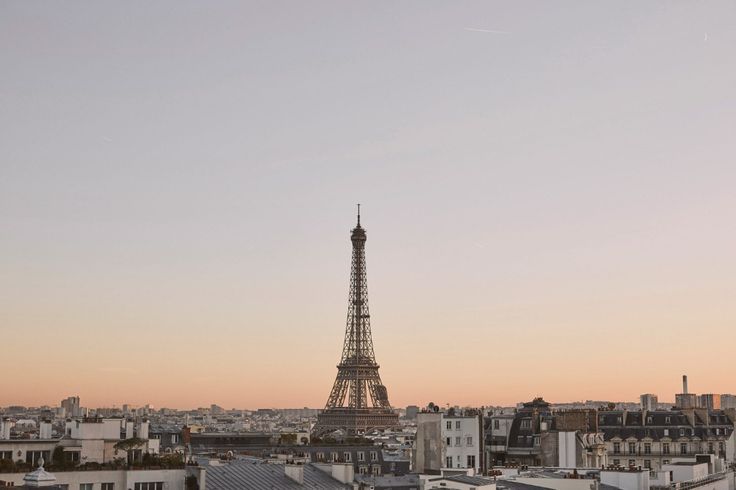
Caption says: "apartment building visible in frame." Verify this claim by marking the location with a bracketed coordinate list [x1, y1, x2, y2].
[414, 410, 484, 474]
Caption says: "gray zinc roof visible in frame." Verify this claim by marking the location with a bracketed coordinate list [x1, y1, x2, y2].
[204, 460, 351, 489]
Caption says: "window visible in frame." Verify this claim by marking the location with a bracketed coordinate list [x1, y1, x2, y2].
[467, 436, 473, 446]
[679, 429, 685, 437]
[80, 485, 93, 490]
[344, 452, 351, 462]
[663, 443, 670, 454]
[316, 452, 324, 461]
[359, 466, 368, 475]
[521, 419, 531, 429]
[647, 416, 653, 424]
[0, 451, 12, 461]
[455, 436, 461, 446]
[446, 421, 452, 430]
[171, 434, 179, 443]
[665, 417, 671, 424]
[613, 459, 620, 466]
[663, 459, 670, 465]
[708, 443, 714, 454]
[446, 437, 452, 446]
[455, 421, 461, 430]
[370, 451, 378, 461]
[719, 442, 725, 453]
[644, 443, 651, 454]
[446, 456, 453, 468]
[494, 420, 500, 430]
[617, 416, 623, 424]
[629, 442, 636, 454]
[613, 443, 621, 454]
[134, 484, 163, 490]
[644, 460, 651, 469]
[102, 484, 115, 490]
[331, 452, 338, 462]
[716, 428, 721, 435]
[358, 451, 365, 462]
[372, 465, 380, 475]
[680, 443, 687, 455]
[664, 429, 669, 436]
[26, 451, 50, 466]
[467, 455, 476, 468]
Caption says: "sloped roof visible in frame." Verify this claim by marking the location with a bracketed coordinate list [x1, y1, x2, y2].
[204, 460, 351, 489]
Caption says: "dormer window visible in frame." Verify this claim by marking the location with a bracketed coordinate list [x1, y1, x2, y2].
[665, 416, 671, 424]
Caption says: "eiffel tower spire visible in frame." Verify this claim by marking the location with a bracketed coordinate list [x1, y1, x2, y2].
[312, 209, 399, 437]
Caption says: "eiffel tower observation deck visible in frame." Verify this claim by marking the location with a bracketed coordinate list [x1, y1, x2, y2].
[312, 207, 399, 437]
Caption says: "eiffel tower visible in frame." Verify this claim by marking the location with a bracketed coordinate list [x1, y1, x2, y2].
[312, 207, 399, 437]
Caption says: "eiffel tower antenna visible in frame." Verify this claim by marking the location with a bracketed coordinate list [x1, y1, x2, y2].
[312, 208, 399, 437]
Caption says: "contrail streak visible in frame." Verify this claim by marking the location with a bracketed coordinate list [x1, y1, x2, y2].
[464, 27, 509, 34]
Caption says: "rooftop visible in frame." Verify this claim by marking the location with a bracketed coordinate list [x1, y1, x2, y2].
[203, 460, 351, 489]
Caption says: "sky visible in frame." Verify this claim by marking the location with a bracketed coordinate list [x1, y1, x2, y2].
[1, 1, 735, 410]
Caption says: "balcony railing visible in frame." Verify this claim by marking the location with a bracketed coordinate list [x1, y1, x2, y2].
[651, 471, 728, 490]
[611, 450, 718, 457]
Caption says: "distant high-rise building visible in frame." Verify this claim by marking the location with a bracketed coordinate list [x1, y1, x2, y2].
[675, 393, 698, 409]
[721, 394, 736, 410]
[675, 375, 697, 409]
[640, 394, 658, 411]
[405, 405, 420, 420]
[699, 394, 721, 410]
[61, 396, 81, 418]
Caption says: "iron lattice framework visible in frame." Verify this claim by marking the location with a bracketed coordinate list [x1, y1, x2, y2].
[312, 210, 399, 437]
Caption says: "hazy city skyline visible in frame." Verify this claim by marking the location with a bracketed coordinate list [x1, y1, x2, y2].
[2, 1, 735, 409]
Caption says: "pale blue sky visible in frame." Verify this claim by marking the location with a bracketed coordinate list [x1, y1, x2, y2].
[1, 2, 735, 408]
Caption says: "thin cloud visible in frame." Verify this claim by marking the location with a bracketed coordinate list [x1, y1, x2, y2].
[464, 27, 509, 34]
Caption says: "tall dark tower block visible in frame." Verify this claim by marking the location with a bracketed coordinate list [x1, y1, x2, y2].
[312, 209, 399, 437]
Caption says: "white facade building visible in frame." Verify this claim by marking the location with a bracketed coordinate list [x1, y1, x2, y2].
[0, 467, 186, 489]
[442, 414, 481, 471]
[414, 411, 483, 474]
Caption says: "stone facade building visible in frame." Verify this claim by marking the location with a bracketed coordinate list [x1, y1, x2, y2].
[598, 408, 733, 471]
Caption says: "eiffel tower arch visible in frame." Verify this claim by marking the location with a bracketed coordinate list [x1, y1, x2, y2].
[312, 208, 399, 437]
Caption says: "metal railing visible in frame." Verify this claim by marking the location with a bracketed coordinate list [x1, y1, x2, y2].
[671, 471, 727, 490]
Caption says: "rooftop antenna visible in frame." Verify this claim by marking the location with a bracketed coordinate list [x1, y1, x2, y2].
[357, 203, 361, 226]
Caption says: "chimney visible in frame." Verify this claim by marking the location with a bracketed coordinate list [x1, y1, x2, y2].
[331, 463, 355, 484]
[285, 463, 304, 485]
[137, 419, 149, 439]
[683, 375, 688, 394]
[1, 418, 14, 440]
[39, 420, 53, 439]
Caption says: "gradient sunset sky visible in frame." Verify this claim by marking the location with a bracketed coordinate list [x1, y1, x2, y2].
[1, 1, 735, 410]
